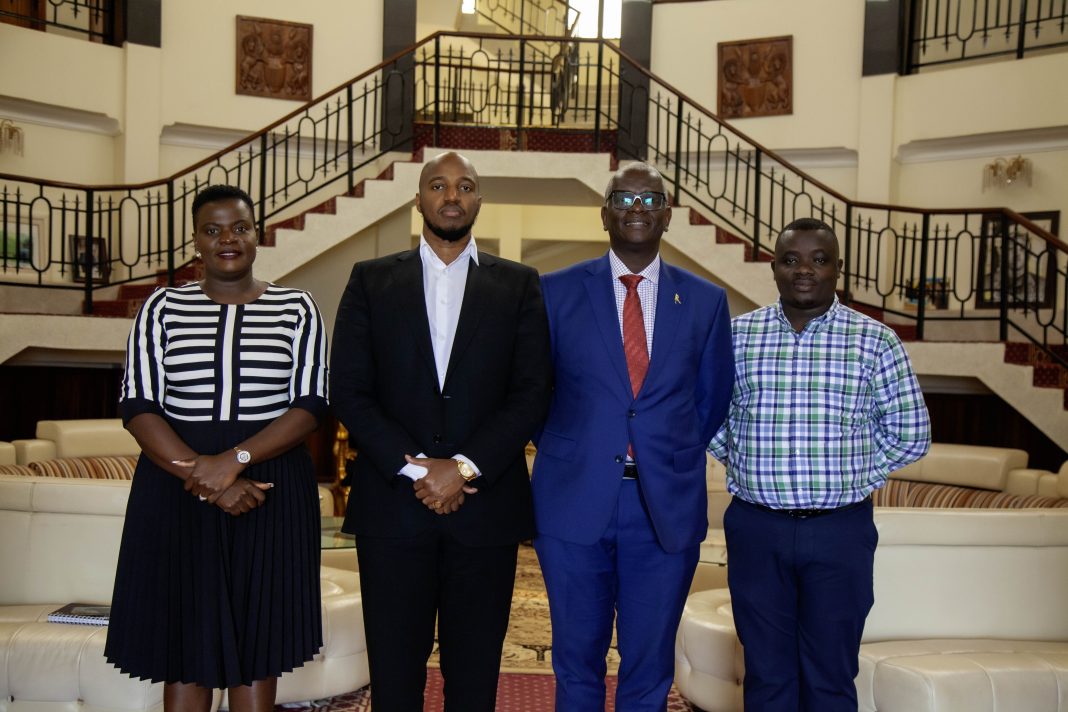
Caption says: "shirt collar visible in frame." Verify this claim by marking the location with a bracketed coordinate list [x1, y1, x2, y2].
[773, 294, 841, 333]
[419, 234, 480, 270]
[608, 249, 660, 286]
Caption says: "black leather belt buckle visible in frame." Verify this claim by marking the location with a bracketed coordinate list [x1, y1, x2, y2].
[622, 463, 639, 480]
[745, 495, 871, 518]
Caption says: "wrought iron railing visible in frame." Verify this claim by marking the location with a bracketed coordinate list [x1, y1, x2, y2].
[0, 0, 120, 45]
[0, 31, 1064, 368]
[474, 0, 578, 37]
[904, 0, 1068, 72]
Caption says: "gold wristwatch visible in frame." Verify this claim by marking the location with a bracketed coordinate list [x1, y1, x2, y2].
[234, 447, 252, 465]
[455, 459, 477, 482]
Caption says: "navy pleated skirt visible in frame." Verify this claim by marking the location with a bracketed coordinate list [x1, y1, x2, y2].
[105, 419, 323, 689]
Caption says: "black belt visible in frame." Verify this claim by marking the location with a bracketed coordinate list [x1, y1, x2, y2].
[622, 463, 639, 480]
[738, 495, 870, 519]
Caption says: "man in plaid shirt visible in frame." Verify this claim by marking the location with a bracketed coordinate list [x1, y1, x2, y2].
[709, 217, 930, 712]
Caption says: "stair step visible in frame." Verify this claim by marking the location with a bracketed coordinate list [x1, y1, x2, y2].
[85, 299, 141, 318]
[842, 299, 885, 322]
[890, 324, 917, 341]
[165, 263, 203, 284]
[117, 283, 160, 300]
[1033, 364, 1068, 390]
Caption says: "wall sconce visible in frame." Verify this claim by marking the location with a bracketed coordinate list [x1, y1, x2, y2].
[0, 119, 24, 157]
[982, 155, 1031, 191]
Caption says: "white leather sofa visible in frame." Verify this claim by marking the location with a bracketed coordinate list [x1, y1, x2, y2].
[12, 419, 140, 465]
[0, 475, 368, 712]
[889, 442, 1028, 491]
[675, 508, 1068, 712]
[1007, 460, 1068, 499]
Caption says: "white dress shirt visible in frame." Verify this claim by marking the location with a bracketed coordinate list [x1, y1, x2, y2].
[399, 235, 481, 481]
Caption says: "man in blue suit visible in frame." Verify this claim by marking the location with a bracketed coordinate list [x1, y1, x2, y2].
[533, 162, 735, 711]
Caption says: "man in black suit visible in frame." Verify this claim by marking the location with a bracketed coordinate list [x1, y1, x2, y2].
[330, 151, 552, 711]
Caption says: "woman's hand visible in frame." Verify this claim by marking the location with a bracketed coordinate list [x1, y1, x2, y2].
[213, 478, 273, 516]
[178, 452, 245, 501]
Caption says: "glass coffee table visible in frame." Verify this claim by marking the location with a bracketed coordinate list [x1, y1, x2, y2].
[321, 516, 357, 571]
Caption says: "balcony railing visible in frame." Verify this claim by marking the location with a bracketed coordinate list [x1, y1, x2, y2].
[0, 0, 120, 45]
[904, 0, 1068, 72]
[474, 0, 578, 37]
[0, 31, 1064, 369]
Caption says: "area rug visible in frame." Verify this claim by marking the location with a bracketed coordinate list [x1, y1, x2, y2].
[277, 669, 697, 711]
[448, 542, 620, 674]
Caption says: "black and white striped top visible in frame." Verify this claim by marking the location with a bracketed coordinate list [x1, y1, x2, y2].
[120, 283, 328, 423]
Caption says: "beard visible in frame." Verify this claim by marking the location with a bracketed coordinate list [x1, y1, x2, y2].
[425, 216, 475, 242]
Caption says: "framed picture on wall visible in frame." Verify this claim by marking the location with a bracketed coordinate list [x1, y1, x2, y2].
[1, 219, 41, 270]
[70, 235, 110, 285]
[976, 211, 1058, 309]
[904, 277, 950, 311]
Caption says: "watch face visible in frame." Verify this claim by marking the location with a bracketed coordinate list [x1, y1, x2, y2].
[236, 449, 251, 464]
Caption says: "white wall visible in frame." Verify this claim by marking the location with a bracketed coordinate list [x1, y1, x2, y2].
[650, 0, 865, 153]
[159, 0, 384, 135]
[0, 2, 385, 185]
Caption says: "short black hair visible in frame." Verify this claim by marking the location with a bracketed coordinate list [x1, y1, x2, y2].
[781, 217, 835, 238]
[191, 185, 256, 226]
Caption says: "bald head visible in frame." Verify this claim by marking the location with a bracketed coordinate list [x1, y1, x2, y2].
[416, 151, 483, 245]
[420, 151, 480, 191]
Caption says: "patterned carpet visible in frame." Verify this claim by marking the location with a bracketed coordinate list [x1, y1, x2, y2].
[277, 669, 697, 711]
[276, 543, 696, 710]
[456, 542, 619, 674]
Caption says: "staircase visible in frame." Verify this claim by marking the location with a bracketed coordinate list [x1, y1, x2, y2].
[5, 147, 1063, 452]
[0, 30, 1065, 452]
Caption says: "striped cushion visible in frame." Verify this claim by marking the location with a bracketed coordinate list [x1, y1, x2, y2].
[0, 463, 39, 477]
[28, 456, 138, 480]
[873, 479, 1068, 509]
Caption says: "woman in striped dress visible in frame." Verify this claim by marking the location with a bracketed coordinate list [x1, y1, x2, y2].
[105, 185, 328, 712]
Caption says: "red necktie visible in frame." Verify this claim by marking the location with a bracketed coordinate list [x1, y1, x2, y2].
[620, 274, 649, 397]
[621, 274, 648, 461]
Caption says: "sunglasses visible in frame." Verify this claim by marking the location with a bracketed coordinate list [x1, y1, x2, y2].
[606, 191, 669, 211]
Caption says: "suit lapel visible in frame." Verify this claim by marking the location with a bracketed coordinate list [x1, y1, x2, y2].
[442, 251, 491, 391]
[646, 262, 682, 391]
[584, 255, 633, 399]
[394, 250, 438, 378]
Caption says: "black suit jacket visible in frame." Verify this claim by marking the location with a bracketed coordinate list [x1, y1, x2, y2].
[330, 248, 552, 546]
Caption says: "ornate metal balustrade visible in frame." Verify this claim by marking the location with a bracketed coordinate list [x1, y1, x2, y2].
[905, 0, 1068, 72]
[0, 0, 119, 45]
[0, 31, 1064, 368]
[474, 0, 577, 37]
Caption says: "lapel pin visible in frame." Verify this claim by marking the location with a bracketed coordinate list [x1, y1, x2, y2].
[674, 293, 682, 305]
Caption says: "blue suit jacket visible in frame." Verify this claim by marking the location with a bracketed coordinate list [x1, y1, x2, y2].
[532, 254, 735, 553]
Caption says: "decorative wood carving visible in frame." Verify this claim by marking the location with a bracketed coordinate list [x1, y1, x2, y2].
[718, 35, 792, 119]
[236, 16, 313, 102]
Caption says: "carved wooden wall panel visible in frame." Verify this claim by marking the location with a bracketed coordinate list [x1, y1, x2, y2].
[236, 16, 313, 102]
[718, 35, 792, 119]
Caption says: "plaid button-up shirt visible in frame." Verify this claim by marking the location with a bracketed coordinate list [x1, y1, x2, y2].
[708, 297, 931, 509]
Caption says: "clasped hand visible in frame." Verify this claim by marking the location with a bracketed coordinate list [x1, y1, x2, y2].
[406, 455, 478, 515]
[175, 452, 272, 516]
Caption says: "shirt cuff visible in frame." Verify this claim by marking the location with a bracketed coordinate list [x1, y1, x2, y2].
[399, 453, 428, 481]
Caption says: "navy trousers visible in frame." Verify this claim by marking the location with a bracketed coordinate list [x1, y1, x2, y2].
[725, 496, 877, 712]
[535, 480, 699, 712]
